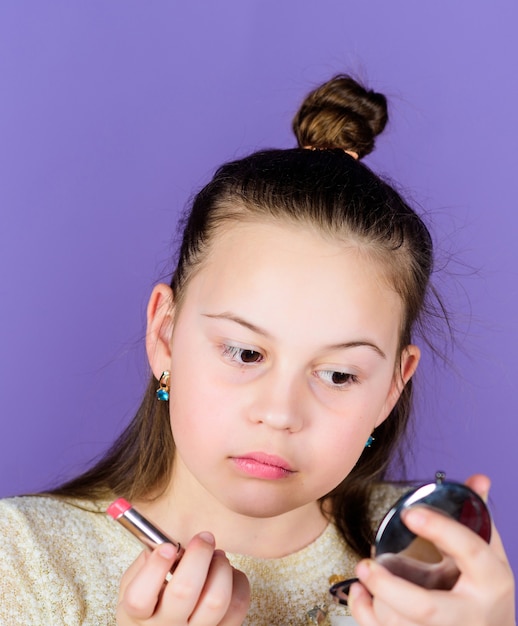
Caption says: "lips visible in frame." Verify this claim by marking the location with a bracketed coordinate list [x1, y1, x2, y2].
[231, 452, 295, 479]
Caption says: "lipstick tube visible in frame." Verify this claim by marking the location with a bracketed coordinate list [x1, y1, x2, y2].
[107, 498, 185, 570]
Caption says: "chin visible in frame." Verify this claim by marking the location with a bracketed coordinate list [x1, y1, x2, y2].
[232, 504, 296, 519]
[221, 490, 312, 519]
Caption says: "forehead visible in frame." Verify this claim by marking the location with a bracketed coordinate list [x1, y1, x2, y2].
[185, 220, 404, 350]
[203, 218, 398, 290]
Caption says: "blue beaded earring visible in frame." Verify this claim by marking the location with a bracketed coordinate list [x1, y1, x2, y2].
[365, 434, 375, 448]
[156, 371, 170, 401]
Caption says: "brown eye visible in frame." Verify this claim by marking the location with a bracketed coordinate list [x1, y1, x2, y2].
[317, 369, 358, 388]
[222, 345, 264, 365]
[331, 372, 352, 385]
[240, 350, 262, 363]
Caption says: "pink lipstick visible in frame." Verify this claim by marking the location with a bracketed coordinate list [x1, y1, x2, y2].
[107, 498, 184, 570]
[232, 452, 294, 479]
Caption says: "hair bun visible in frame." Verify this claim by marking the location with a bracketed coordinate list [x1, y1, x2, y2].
[292, 74, 388, 158]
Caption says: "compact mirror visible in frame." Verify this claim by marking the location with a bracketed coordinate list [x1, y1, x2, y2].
[329, 471, 492, 606]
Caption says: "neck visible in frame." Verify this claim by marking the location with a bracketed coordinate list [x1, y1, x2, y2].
[133, 471, 329, 559]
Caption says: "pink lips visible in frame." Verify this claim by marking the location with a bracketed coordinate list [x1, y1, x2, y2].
[231, 452, 294, 479]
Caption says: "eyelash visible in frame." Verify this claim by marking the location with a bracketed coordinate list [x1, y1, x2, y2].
[221, 344, 264, 366]
[316, 370, 359, 389]
[221, 345, 360, 388]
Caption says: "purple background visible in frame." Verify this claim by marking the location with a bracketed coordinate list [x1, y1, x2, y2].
[1, 0, 517, 583]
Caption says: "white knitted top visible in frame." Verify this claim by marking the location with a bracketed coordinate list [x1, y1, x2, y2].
[0, 486, 401, 625]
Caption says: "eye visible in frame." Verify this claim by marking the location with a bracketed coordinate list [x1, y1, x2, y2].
[317, 370, 359, 388]
[221, 345, 263, 366]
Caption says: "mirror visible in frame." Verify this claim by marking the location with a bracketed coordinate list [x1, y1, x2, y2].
[329, 471, 492, 606]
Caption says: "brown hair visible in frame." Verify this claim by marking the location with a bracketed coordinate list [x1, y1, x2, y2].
[292, 74, 388, 157]
[50, 76, 440, 557]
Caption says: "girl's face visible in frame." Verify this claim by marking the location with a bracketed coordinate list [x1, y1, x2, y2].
[150, 220, 419, 520]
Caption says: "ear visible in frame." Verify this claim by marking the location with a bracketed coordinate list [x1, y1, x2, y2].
[146, 283, 175, 380]
[374, 344, 421, 428]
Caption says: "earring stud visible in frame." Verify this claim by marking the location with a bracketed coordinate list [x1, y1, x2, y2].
[365, 435, 375, 448]
[156, 371, 170, 401]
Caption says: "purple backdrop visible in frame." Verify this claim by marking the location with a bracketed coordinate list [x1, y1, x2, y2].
[1, 0, 517, 583]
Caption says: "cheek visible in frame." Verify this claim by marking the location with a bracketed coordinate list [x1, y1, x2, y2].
[167, 352, 239, 452]
[304, 418, 369, 496]
[168, 382, 223, 442]
[169, 331, 251, 431]
[328, 424, 370, 469]
[311, 386, 392, 487]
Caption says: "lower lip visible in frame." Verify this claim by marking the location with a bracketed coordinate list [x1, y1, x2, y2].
[232, 457, 293, 479]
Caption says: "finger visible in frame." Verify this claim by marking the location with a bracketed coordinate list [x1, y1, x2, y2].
[159, 532, 217, 623]
[221, 567, 251, 626]
[485, 522, 510, 561]
[191, 554, 250, 626]
[187, 550, 233, 625]
[119, 543, 181, 620]
[464, 473, 491, 502]
[402, 506, 508, 587]
[356, 553, 515, 626]
[347, 581, 380, 626]
[355, 559, 456, 625]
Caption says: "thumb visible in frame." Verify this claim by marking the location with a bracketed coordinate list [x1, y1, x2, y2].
[464, 473, 491, 502]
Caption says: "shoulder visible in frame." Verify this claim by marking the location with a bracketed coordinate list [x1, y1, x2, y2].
[0, 494, 113, 548]
[0, 493, 139, 564]
[0, 493, 107, 523]
[0, 495, 140, 625]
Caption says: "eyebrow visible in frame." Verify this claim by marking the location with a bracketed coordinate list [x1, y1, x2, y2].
[202, 312, 387, 359]
[324, 341, 386, 360]
[203, 312, 273, 339]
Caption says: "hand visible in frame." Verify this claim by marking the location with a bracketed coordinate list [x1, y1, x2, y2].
[348, 474, 516, 626]
[117, 532, 250, 625]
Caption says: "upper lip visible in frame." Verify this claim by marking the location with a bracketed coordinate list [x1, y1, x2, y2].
[233, 451, 295, 472]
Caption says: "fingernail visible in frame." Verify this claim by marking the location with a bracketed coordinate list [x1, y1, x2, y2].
[213, 548, 227, 559]
[158, 543, 177, 559]
[356, 559, 372, 581]
[198, 531, 215, 546]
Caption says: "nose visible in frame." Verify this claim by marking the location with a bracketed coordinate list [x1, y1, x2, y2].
[248, 371, 305, 433]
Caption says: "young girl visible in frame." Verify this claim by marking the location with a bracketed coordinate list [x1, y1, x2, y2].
[0, 76, 514, 626]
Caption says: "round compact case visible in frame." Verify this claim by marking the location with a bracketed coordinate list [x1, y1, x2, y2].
[329, 471, 492, 605]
